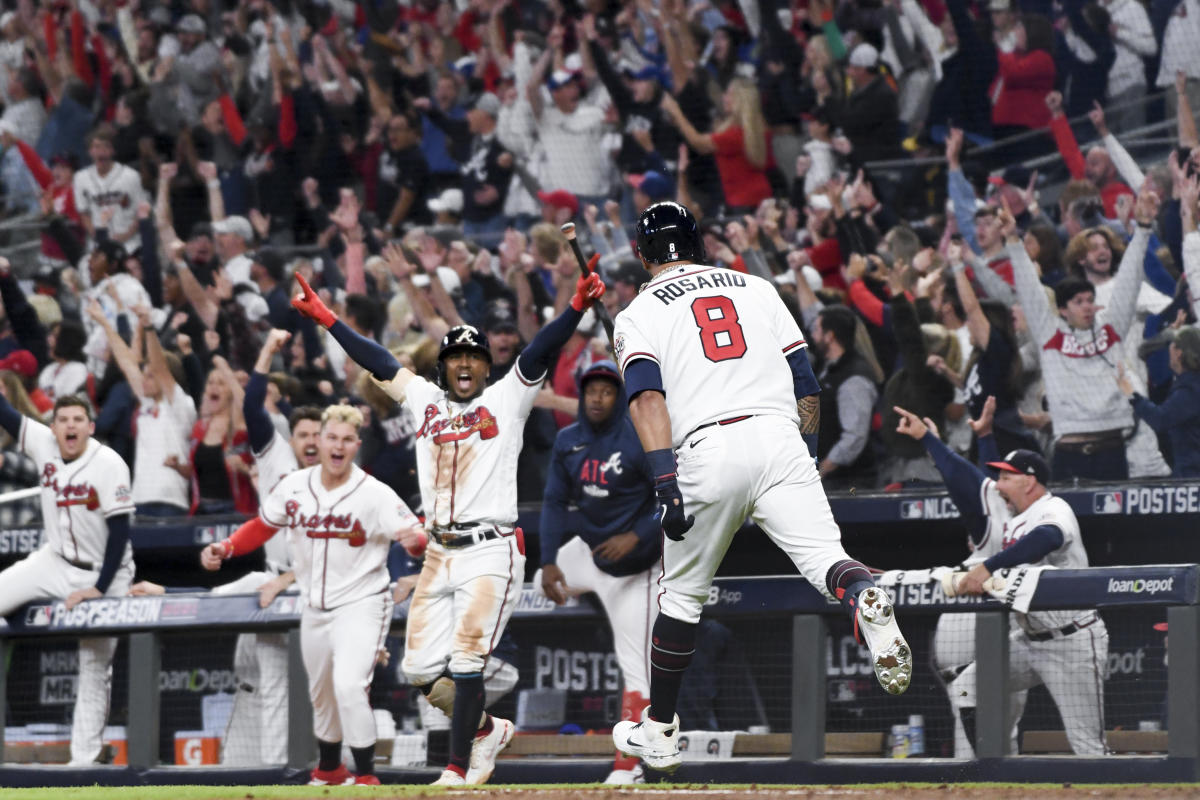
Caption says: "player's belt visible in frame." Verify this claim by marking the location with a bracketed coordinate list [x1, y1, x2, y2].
[58, 552, 96, 571]
[685, 414, 757, 441]
[1025, 617, 1097, 642]
[430, 524, 512, 550]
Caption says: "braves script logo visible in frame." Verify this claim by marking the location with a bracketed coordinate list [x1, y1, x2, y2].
[42, 464, 100, 510]
[285, 499, 367, 546]
[1042, 324, 1121, 358]
[417, 404, 499, 444]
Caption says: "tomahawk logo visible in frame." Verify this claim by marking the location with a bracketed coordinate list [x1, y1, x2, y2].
[453, 327, 480, 344]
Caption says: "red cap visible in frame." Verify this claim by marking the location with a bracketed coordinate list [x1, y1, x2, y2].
[536, 189, 579, 217]
[0, 349, 38, 379]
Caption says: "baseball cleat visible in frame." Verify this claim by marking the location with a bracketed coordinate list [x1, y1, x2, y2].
[856, 586, 912, 695]
[604, 764, 645, 784]
[307, 764, 354, 785]
[613, 707, 682, 773]
[354, 774, 381, 785]
[466, 716, 515, 784]
[431, 768, 467, 786]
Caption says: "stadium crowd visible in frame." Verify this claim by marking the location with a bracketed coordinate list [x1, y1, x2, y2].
[0, 0, 1194, 517]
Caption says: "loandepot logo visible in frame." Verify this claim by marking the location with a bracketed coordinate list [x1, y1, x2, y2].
[1107, 577, 1175, 595]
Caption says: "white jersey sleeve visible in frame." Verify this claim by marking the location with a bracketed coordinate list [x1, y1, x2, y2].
[259, 473, 293, 528]
[94, 448, 135, 518]
[19, 415, 57, 464]
[255, 429, 299, 497]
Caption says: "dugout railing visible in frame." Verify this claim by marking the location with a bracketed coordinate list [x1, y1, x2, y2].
[0, 563, 1197, 785]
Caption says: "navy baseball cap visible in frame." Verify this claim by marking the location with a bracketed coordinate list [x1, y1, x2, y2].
[987, 449, 1050, 484]
[628, 171, 673, 202]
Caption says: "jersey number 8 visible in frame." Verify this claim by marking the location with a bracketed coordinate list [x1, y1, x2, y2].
[691, 296, 747, 362]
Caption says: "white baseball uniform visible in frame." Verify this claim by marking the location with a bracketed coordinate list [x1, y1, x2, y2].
[613, 265, 856, 624]
[72, 162, 147, 250]
[259, 464, 418, 748]
[949, 483, 1108, 756]
[217, 429, 300, 766]
[0, 418, 135, 765]
[399, 368, 537, 684]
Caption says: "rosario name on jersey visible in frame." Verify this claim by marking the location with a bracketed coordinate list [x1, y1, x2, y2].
[20, 418, 134, 567]
[254, 430, 301, 575]
[613, 265, 808, 447]
[260, 465, 419, 610]
[402, 368, 541, 530]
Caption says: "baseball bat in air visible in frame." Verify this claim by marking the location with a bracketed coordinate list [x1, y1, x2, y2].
[560, 222, 616, 349]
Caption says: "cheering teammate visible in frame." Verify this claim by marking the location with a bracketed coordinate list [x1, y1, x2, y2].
[0, 394, 135, 765]
[610, 202, 911, 774]
[203, 405, 427, 785]
[289, 245, 606, 786]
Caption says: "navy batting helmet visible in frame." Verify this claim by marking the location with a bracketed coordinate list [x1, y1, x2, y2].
[635, 201, 705, 265]
[437, 325, 492, 388]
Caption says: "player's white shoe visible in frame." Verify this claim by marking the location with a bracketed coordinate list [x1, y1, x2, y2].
[466, 716, 515, 784]
[613, 707, 682, 773]
[431, 768, 467, 786]
[308, 764, 355, 785]
[856, 586, 912, 695]
[604, 764, 645, 784]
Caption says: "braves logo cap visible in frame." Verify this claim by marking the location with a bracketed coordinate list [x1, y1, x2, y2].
[986, 449, 1050, 485]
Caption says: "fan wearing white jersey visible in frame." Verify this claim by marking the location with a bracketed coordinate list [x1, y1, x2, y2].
[0, 394, 135, 765]
[203, 405, 426, 786]
[894, 400, 1029, 757]
[610, 202, 911, 774]
[72, 123, 147, 251]
[951, 446, 1109, 756]
[133, 339, 323, 766]
[289, 250, 607, 786]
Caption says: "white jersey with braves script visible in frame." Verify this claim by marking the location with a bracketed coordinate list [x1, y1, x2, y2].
[20, 419, 134, 567]
[613, 265, 807, 447]
[996, 490, 1091, 634]
[966, 479, 1017, 566]
[254, 430, 300, 575]
[402, 367, 542, 530]
[260, 465, 419, 610]
[72, 163, 147, 249]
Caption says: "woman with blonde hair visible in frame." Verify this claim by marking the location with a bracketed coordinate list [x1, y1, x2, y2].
[661, 77, 773, 215]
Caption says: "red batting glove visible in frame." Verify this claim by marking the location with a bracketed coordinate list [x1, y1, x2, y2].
[570, 271, 606, 312]
[291, 273, 338, 328]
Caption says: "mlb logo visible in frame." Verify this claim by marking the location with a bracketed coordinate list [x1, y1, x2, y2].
[1093, 491, 1123, 515]
[900, 500, 924, 520]
[25, 605, 51, 626]
[196, 527, 217, 544]
[271, 596, 297, 615]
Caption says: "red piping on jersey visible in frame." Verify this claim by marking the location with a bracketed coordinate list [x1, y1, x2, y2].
[620, 351, 659, 370]
[432, 445, 445, 527]
[306, 467, 370, 610]
[62, 445, 102, 562]
[365, 591, 392, 685]
[514, 362, 543, 386]
[718, 415, 752, 426]
[782, 339, 807, 353]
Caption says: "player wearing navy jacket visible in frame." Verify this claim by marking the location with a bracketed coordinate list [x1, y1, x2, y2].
[538, 360, 661, 784]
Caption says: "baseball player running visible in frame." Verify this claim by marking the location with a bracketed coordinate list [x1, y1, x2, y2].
[289, 253, 606, 785]
[0, 394, 135, 765]
[203, 405, 427, 785]
[537, 360, 662, 784]
[610, 201, 911, 773]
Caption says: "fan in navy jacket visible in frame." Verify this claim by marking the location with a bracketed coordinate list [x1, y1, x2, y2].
[537, 360, 661, 784]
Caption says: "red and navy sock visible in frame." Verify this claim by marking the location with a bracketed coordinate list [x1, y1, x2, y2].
[826, 560, 876, 633]
[317, 738, 342, 772]
[448, 672, 485, 774]
[649, 613, 697, 723]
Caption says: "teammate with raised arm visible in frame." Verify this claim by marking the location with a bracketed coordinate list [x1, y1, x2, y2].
[203, 405, 427, 785]
[289, 243, 607, 786]
[610, 202, 911, 774]
[0, 394, 135, 765]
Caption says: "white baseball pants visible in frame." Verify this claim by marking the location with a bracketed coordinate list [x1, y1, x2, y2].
[538, 536, 655, 696]
[663, 416, 851, 624]
[301, 590, 394, 748]
[212, 571, 290, 765]
[402, 535, 525, 684]
[0, 545, 132, 765]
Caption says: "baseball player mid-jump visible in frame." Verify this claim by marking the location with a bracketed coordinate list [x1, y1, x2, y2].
[203, 405, 427, 786]
[0, 394, 136, 765]
[610, 202, 912, 773]
[289, 258, 606, 786]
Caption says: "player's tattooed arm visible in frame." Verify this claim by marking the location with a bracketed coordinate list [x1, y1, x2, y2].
[798, 395, 819, 434]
